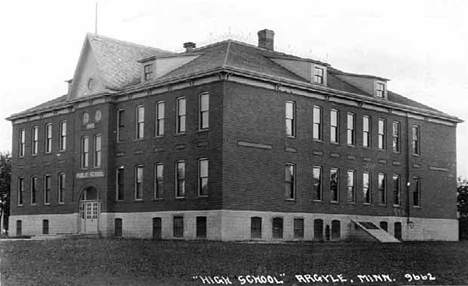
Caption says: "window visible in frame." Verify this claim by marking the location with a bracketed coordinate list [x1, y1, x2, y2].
[251, 217, 262, 239]
[173, 216, 184, 237]
[413, 177, 421, 207]
[116, 167, 124, 201]
[272, 217, 283, 238]
[176, 97, 186, 133]
[376, 82, 385, 98]
[176, 161, 185, 198]
[380, 221, 388, 231]
[330, 109, 339, 143]
[19, 129, 25, 157]
[285, 164, 295, 200]
[294, 218, 304, 238]
[378, 173, 386, 205]
[363, 172, 371, 204]
[199, 93, 209, 130]
[136, 105, 145, 139]
[155, 101, 165, 136]
[392, 121, 400, 152]
[152, 217, 162, 239]
[115, 218, 123, 237]
[93, 134, 102, 167]
[313, 106, 322, 140]
[45, 123, 52, 153]
[347, 170, 356, 203]
[312, 166, 322, 201]
[59, 121, 67, 151]
[412, 125, 420, 155]
[31, 177, 37, 205]
[32, 126, 38, 155]
[363, 116, 370, 147]
[330, 168, 339, 202]
[117, 109, 125, 142]
[58, 173, 65, 204]
[44, 175, 51, 204]
[42, 219, 49, 235]
[378, 119, 386, 150]
[285, 101, 295, 137]
[154, 164, 164, 199]
[314, 219, 323, 241]
[393, 175, 400, 206]
[16, 220, 22, 236]
[17, 178, 24, 206]
[81, 137, 89, 168]
[347, 113, 355, 145]
[196, 216, 207, 238]
[314, 66, 324, 84]
[144, 64, 153, 81]
[135, 166, 143, 200]
[199, 159, 209, 196]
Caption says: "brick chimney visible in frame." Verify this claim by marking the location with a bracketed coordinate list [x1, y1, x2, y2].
[257, 29, 274, 51]
[183, 42, 196, 52]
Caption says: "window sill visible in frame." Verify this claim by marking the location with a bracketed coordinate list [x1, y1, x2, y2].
[175, 197, 185, 200]
[152, 198, 164, 201]
[393, 205, 401, 208]
[413, 206, 422, 209]
[133, 138, 145, 141]
[154, 135, 165, 139]
[313, 200, 323, 203]
[363, 203, 372, 206]
[378, 204, 387, 207]
[285, 198, 296, 202]
[412, 154, 421, 157]
[330, 201, 339, 204]
[313, 139, 323, 143]
[330, 141, 340, 145]
[174, 133, 186, 137]
[347, 144, 356, 148]
[198, 129, 209, 133]
[198, 195, 209, 198]
[133, 199, 144, 203]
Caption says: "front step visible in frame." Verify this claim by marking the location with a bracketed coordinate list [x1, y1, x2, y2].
[352, 220, 400, 243]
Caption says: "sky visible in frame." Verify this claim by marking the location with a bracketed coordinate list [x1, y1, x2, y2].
[0, 0, 466, 177]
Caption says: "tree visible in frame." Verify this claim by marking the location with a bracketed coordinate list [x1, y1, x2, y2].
[0, 152, 11, 234]
[458, 177, 468, 240]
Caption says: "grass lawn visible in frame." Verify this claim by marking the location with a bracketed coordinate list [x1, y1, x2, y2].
[1, 239, 468, 286]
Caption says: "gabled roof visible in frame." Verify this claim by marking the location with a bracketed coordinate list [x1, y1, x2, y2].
[86, 34, 174, 89]
[7, 34, 461, 123]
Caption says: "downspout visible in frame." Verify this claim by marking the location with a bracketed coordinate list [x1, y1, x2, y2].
[406, 113, 412, 225]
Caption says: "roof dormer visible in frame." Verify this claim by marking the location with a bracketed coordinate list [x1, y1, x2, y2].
[334, 72, 389, 99]
[269, 57, 329, 86]
[140, 52, 201, 82]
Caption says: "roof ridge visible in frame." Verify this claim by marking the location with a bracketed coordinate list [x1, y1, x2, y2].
[86, 33, 173, 54]
[222, 41, 231, 68]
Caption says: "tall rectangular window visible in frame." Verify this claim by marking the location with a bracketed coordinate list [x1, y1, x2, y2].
[378, 118, 386, 150]
[45, 123, 52, 153]
[59, 121, 67, 151]
[93, 134, 102, 167]
[31, 177, 37, 205]
[154, 164, 164, 199]
[144, 64, 153, 81]
[251, 217, 262, 239]
[330, 168, 339, 202]
[155, 101, 165, 136]
[18, 178, 24, 206]
[81, 136, 89, 168]
[378, 173, 386, 205]
[173, 216, 184, 237]
[136, 105, 145, 139]
[412, 125, 420, 155]
[176, 97, 186, 133]
[376, 82, 385, 98]
[363, 116, 370, 147]
[392, 121, 400, 152]
[44, 175, 51, 204]
[117, 109, 125, 142]
[413, 177, 421, 207]
[19, 129, 25, 157]
[116, 167, 124, 201]
[347, 170, 355, 203]
[393, 175, 400, 206]
[363, 172, 371, 204]
[176, 161, 185, 198]
[135, 166, 143, 200]
[285, 101, 295, 137]
[312, 166, 322, 201]
[347, 113, 356, 145]
[330, 109, 339, 143]
[58, 173, 65, 204]
[285, 164, 295, 200]
[32, 126, 38, 155]
[199, 159, 209, 196]
[313, 106, 322, 140]
[199, 93, 209, 130]
[314, 67, 324, 84]
[294, 218, 304, 238]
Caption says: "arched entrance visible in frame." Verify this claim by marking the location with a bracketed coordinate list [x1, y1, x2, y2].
[79, 186, 100, 234]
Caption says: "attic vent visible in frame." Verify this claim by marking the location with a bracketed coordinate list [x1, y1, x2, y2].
[183, 42, 196, 52]
[257, 29, 275, 51]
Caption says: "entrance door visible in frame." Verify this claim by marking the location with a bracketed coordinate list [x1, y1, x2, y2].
[80, 201, 99, 233]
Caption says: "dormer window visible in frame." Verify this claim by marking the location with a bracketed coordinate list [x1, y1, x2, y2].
[144, 64, 153, 81]
[376, 82, 386, 98]
[314, 66, 324, 84]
